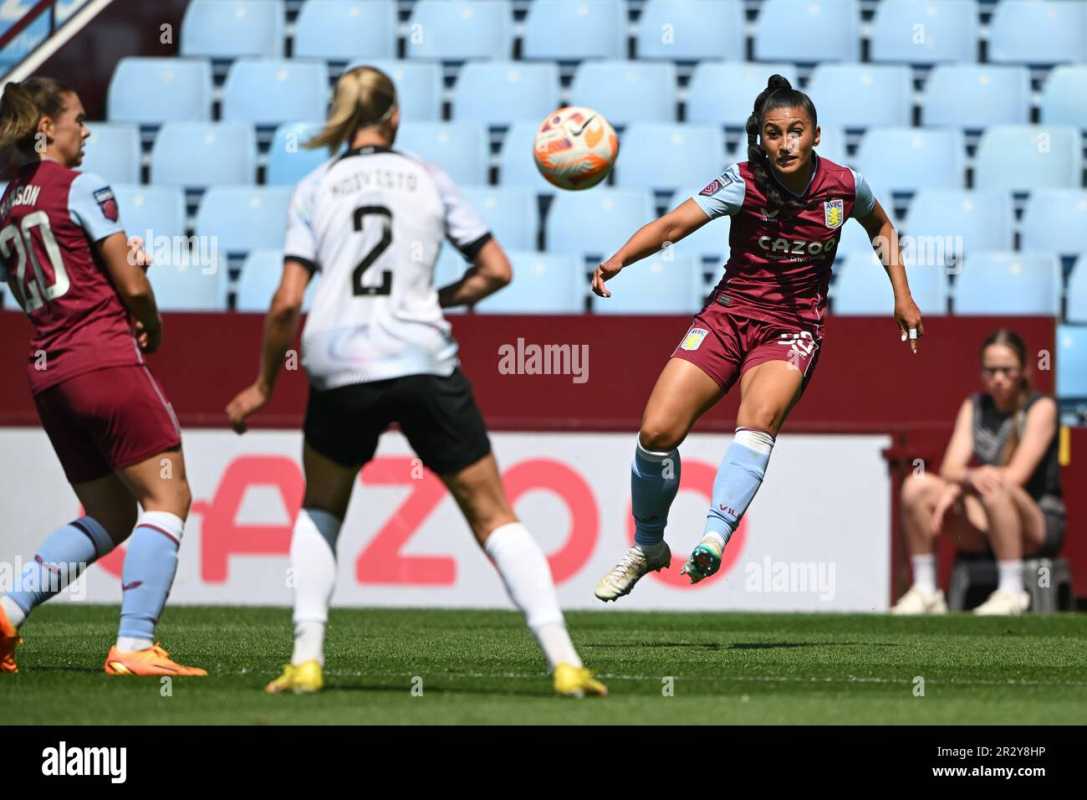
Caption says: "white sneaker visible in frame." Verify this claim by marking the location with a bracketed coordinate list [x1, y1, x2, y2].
[594, 542, 671, 602]
[890, 585, 948, 615]
[973, 589, 1030, 616]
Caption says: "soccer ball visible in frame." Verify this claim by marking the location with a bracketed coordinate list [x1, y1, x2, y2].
[532, 106, 619, 191]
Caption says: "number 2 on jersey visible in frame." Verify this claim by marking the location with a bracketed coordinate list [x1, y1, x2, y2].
[352, 206, 393, 297]
[0, 211, 70, 313]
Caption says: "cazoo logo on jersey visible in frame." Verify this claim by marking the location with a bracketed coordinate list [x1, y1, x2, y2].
[757, 236, 838, 259]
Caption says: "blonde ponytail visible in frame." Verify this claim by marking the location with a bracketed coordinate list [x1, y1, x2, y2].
[306, 65, 397, 154]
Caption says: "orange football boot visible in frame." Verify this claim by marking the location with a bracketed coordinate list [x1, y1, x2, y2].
[103, 643, 207, 677]
[0, 603, 20, 674]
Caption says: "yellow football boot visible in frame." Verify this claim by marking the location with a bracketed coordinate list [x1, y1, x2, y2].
[553, 663, 607, 698]
[265, 660, 324, 694]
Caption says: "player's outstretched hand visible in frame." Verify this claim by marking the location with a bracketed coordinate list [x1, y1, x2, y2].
[591, 257, 623, 298]
[894, 296, 924, 354]
[226, 382, 269, 434]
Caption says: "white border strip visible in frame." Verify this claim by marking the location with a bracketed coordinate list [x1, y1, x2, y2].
[1, 0, 115, 87]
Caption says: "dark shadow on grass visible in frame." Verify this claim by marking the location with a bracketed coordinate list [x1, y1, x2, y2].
[587, 641, 902, 650]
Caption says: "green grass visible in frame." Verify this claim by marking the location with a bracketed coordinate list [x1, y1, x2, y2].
[2, 605, 1086, 724]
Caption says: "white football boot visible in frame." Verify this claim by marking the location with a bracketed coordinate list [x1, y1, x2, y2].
[973, 589, 1030, 616]
[890, 585, 948, 615]
[594, 542, 671, 602]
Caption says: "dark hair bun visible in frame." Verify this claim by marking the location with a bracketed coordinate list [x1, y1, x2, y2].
[767, 74, 792, 92]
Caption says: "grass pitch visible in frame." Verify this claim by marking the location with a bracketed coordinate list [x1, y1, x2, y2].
[2, 605, 1085, 725]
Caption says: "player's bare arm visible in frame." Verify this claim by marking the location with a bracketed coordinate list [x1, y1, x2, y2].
[437, 238, 512, 308]
[97, 231, 161, 353]
[1002, 396, 1058, 487]
[856, 199, 923, 353]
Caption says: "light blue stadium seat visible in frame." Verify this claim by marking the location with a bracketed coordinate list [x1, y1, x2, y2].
[904, 190, 1014, 262]
[922, 64, 1031, 129]
[0, 13, 48, 67]
[570, 60, 676, 126]
[686, 62, 800, 128]
[294, 0, 396, 61]
[815, 125, 848, 165]
[107, 58, 213, 125]
[870, 0, 978, 64]
[499, 121, 559, 194]
[954, 251, 1061, 315]
[613, 123, 725, 194]
[460, 186, 539, 251]
[151, 122, 257, 188]
[195, 187, 292, 256]
[807, 64, 913, 129]
[395, 122, 490, 185]
[81, 124, 141, 185]
[669, 189, 731, 263]
[1065, 258, 1087, 324]
[180, 0, 284, 59]
[592, 253, 703, 314]
[637, 0, 745, 61]
[856, 128, 965, 193]
[222, 59, 329, 126]
[453, 61, 559, 127]
[267, 122, 329, 186]
[974, 125, 1083, 192]
[989, 0, 1087, 65]
[546, 188, 655, 259]
[835, 190, 899, 257]
[522, 0, 626, 61]
[832, 251, 947, 315]
[754, 0, 860, 63]
[148, 251, 229, 311]
[475, 251, 584, 313]
[348, 60, 443, 122]
[407, 0, 513, 60]
[1041, 66, 1087, 128]
[236, 249, 318, 312]
[57, 0, 89, 21]
[1057, 324, 1087, 397]
[1021, 190, 1087, 260]
[113, 185, 186, 242]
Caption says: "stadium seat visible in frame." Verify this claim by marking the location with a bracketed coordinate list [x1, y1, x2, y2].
[636, 0, 745, 61]
[668, 189, 731, 263]
[151, 122, 257, 188]
[474, 251, 584, 313]
[113, 185, 187, 241]
[236, 249, 318, 312]
[904, 189, 1015, 261]
[407, 0, 514, 60]
[832, 251, 947, 315]
[974, 126, 1083, 192]
[953, 251, 1061, 315]
[195, 187, 292, 257]
[81, 123, 141, 185]
[147, 251, 229, 311]
[222, 59, 330, 126]
[0, 13, 47, 67]
[922, 64, 1031, 129]
[806, 64, 913, 129]
[522, 0, 627, 61]
[294, 0, 397, 61]
[394, 122, 490, 186]
[107, 58, 213, 125]
[499, 121, 559, 194]
[1021, 190, 1087, 260]
[266, 122, 329, 186]
[570, 60, 677, 126]
[1041, 66, 1087, 128]
[1066, 257, 1087, 324]
[453, 61, 560, 128]
[180, 0, 285, 59]
[814, 126, 848, 165]
[348, 60, 443, 122]
[1057, 324, 1087, 398]
[855, 128, 965, 193]
[591, 253, 703, 314]
[546, 188, 655, 259]
[686, 62, 800, 128]
[753, 0, 860, 63]
[988, 0, 1087, 65]
[460, 186, 539, 251]
[836, 202, 898, 259]
[869, 0, 978, 64]
[613, 123, 725, 194]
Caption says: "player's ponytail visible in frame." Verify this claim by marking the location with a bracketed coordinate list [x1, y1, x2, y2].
[306, 65, 397, 154]
[0, 77, 73, 158]
[744, 74, 819, 217]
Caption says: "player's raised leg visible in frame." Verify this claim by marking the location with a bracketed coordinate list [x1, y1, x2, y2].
[595, 358, 722, 602]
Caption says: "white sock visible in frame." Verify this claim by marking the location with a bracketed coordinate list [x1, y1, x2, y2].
[484, 522, 581, 670]
[911, 554, 936, 594]
[998, 560, 1023, 594]
[1, 595, 26, 629]
[117, 637, 153, 652]
[290, 508, 341, 666]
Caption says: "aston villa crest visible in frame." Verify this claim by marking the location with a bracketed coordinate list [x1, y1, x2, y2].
[823, 199, 844, 229]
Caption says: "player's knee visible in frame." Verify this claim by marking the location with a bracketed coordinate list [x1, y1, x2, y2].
[638, 422, 684, 452]
[901, 473, 940, 507]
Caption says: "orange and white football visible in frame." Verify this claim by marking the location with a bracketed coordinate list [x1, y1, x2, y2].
[532, 106, 619, 191]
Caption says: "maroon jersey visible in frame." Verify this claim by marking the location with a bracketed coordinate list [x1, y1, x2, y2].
[691, 154, 876, 331]
[0, 160, 141, 394]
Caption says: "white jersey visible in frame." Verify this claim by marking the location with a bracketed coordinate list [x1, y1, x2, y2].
[284, 145, 491, 390]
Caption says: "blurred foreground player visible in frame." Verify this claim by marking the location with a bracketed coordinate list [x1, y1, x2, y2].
[0, 78, 204, 676]
[226, 66, 604, 697]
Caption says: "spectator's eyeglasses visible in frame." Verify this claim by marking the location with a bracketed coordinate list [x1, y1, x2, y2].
[981, 365, 1019, 377]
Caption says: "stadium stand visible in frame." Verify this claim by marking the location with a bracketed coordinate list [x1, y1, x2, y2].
[474, 251, 585, 314]
[293, 0, 397, 62]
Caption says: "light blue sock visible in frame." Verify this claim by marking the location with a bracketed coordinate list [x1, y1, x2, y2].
[632, 438, 681, 547]
[118, 511, 184, 645]
[5, 516, 114, 624]
[704, 428, 776, 544]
